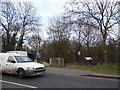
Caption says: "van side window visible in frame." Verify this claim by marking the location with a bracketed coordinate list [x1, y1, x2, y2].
[7, 56, 16, 63]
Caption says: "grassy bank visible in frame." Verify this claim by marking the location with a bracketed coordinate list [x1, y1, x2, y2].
[51, 64, 119, 75]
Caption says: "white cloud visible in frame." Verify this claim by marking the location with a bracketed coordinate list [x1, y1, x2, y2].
[39, 13, 54, 17]
[41, 26, 49, 39]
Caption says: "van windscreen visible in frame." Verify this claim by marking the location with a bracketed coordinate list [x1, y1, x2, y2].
[15, 56, 33, 63]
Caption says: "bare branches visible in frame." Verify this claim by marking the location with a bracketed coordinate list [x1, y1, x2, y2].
[0, 2, 41, 51]
[48, 15, 72, 42]
[64, 0, 119, 63]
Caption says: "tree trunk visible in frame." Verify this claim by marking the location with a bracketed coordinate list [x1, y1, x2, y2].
[103, 35, 108, 64]
[103, 46, 108, 63]
[10, 34, 17, 50]
[17, 35, 24, 50]
[6, 30, 10, 51]
[17, 26, 25, 50]
[86, 42, 90, 56]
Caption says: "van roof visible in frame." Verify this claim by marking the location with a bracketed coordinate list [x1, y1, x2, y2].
[0, 53, 21, 57]
[7, 51, 27, 56]
[9, 53, 21, 56]
[0, 53, 21, 64]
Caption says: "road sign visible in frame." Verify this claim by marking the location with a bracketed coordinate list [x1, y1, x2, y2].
[78, 51, 81, 55]
[85, 57, 93, 61]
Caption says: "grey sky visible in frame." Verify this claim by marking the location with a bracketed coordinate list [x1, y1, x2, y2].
[3, 0, 69, 24]
[31, 0, 70, 39]
[0, 0, 70, 40]
[29, 0, 69, 25]
[1, 0, 118, 40]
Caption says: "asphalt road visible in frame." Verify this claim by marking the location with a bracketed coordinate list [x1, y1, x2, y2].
[1, 72, 119, 88]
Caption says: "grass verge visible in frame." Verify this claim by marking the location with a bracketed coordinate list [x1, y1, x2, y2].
[51, 64, 119, 75]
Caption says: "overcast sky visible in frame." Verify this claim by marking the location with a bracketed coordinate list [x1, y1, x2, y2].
[2, 0, 119, 25]
[31, 0, 70, 39]
[0, 0, 70, 40]
[2, 0, 70, 27]
[1, 0, 119, 40]
[8, 0, 70, 25]
[29, 0, 70, 39]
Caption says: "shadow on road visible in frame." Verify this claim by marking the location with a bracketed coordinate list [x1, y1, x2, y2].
[2, 73, 46, 80]
[80, 75, 120, 79]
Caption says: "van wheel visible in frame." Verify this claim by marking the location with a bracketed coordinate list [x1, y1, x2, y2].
[17, 69, 25, 79]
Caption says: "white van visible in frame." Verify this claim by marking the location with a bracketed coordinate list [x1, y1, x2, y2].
[7, 51, 27, 56]
[0, 52, 45, 79]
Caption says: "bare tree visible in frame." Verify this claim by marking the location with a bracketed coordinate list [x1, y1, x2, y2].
[0, 2, 19, 51]
[84, 0, 119, 63]
[16, 2, 40, 50]
[48, 15, 71, 41]
[47, 15, 72, 59]
[81, 25, 101, 55]
[0, 2, 41, 51]
[27, 27, 42, 51]
[65, 0, 120, 63]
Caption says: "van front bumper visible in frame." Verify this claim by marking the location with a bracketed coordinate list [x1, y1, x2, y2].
[25, 69, 45, 76]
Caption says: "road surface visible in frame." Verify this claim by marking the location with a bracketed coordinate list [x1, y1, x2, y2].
[1, 72, 119, 88]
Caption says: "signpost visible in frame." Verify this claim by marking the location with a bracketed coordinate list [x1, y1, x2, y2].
[85, 56, 93, 66]
[78, 51, 81, 64]
[85, 57, 93, 61]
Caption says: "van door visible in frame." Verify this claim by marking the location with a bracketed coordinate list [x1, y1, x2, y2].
[5, 56, 16, 74]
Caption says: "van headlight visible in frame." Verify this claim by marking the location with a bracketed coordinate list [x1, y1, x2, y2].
[27, 67, 35, 70]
